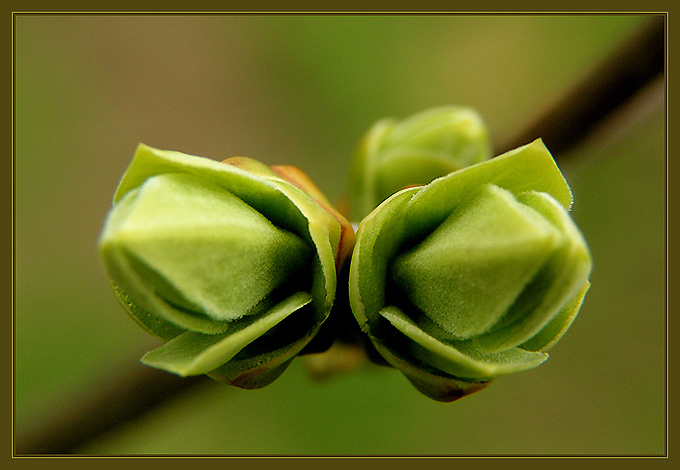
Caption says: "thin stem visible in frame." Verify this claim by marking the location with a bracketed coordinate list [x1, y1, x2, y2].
[14, 357, 206, 454]
[497, 15, 664, 156]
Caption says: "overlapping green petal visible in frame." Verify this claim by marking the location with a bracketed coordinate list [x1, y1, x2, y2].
[349, 106, 492, 220]
[140, 292, 313, 376]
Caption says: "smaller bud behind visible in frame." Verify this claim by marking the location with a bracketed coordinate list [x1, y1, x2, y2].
[349, 106, 492, 220]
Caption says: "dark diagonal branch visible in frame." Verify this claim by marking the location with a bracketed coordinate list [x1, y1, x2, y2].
[13, 14, 666, 455]
[497, 15, 664, 156]
[14, 356, 207, 454]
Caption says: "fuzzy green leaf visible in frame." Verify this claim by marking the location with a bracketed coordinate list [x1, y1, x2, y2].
[379, 306, 548, 380]
[390, 184, 563, 339]
[111, 144, 343, 314]
[108, 172, 312, 322]
[367, 335, 491, 403]
[349, 106, 491, 220]
[401, 139, 573, 244]
[520, 281, 591, 352]
[349, 187, 419, 330]
[141, 292, 312, 376]
[474, 190, 592, 351]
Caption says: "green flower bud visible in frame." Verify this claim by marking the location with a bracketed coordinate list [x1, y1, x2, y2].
[348, 140, 591, 402]
[349, 106, 492, 220]
[99, 145, 354, 389]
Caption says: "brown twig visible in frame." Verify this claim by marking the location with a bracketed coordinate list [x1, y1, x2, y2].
[13, 15, 666, 455]
[14, 358, 207, 454]
[497, 15, 665, 156]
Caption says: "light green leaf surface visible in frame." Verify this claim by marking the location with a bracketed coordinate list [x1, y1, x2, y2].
[109, 283, 185, 340]
[101, 242, 226, 336]
[111, 144, 341, 314]
[520, 281, 591, 352]
[381, 106, 489, 155]
[349, 106, 491, 220]
[375, 150, 461, 195]
[349, 187, 419, 329]
[106, 173, 313, 322]
[208, 310, 326, 389]
[348, 119, 393, 221]
[401, 139, 572, 243]
[390, 184, 563, 339]
[475, 190, 592, 351]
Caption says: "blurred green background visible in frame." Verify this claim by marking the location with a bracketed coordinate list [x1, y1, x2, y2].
[14, 14, 665, 454]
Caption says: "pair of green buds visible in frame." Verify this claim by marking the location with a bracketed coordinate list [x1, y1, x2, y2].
[99, 107, 592, 402]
